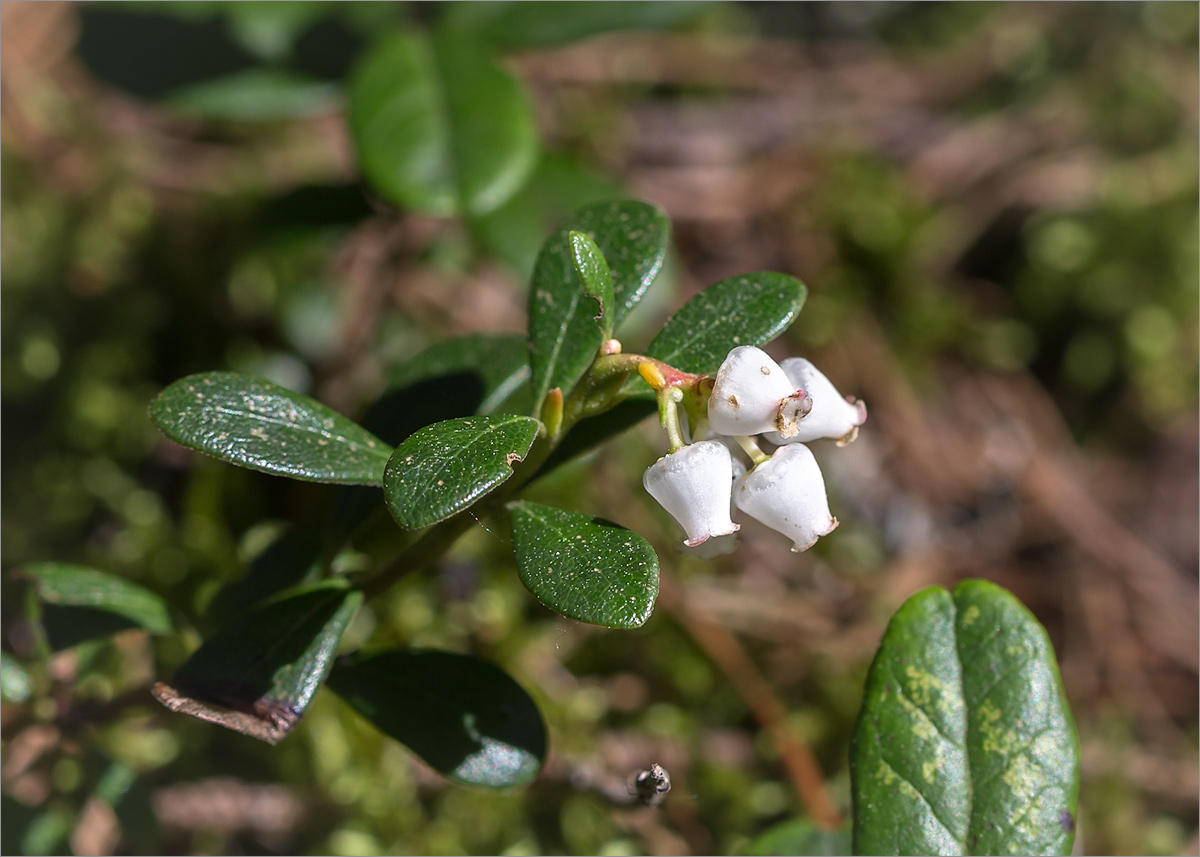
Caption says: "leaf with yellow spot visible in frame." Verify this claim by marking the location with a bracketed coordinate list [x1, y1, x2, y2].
[850, 580, 1079, 856]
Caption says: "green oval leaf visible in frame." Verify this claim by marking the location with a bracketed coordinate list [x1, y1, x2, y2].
[509, 501, 659, 629]
[646, 271, 807, 378]
[528, 200, 669, 409]
[149, 372, 392, 485]
[388, 333, 531, 416]
[348, 27, 536, 217]
[569, 230, 615, 341]
[327, 649, 547, 789]
[850, 580, 1079, 856]
[154, 580, 362, 745]
[384, 415, 540, 530]
[22, 563, 173, 640]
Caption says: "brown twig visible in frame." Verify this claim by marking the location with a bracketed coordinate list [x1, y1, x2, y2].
[657, 571, 843, 831]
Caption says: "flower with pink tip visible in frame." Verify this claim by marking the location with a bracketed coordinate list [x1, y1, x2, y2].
[643, 440, 740, 548]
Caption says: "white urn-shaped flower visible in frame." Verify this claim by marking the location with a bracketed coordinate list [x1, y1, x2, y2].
[707, 346, 812, 438]
[764, 357, 867, 446]
[680, 454, 746, 558]
[644, 440, 741, 547]
[733, 443, 837, 552]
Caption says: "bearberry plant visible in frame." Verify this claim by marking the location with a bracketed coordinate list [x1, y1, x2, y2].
[19, 200, 1079, 855]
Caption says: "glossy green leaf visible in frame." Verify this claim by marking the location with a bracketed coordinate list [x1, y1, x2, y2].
[153, 580, 361, 745]
[745, 819, 851, 856]
[851, 580, 1079, 856]
[509, 501, 658, 629]
[389, 333, 532, 416]
[570, 230, 615, 341]
[646, 271, 808, 378]
[22, 563, 172, 636]
[150, 372, 392, 485]
[443, 1, 710, 50]
[327, 649, 547, 788]
[528, 200, 670, 409]
[348, 27, 536, 217]
[383, 415, 540, 530]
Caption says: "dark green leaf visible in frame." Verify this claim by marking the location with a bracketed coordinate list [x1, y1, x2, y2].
[509, 501, 658, 629]
[206, 529, 323, 622]
[745, 819, 850, 856]
[348, 28, 536, 217]
[383, 415, 540, 529]
[443, 1, 711, 50]
[327, 649, 546, 789]
[153, 580, 361, 744]
[528, 200, 670, 409]
[150, 372, 392, 485]
[851, 580, 1079, 856]
[570, 230, 615, 341]
[22, 563, 172, 636]
[167, 70, 340, 121]
[646, 271, 808, 378]
[389, 333, 532, 416]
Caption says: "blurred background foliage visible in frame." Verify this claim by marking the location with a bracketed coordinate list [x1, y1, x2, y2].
[1, 2, 1196, 855]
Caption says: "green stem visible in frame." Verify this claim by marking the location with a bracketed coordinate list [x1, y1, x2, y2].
[734, 434, 770, 466]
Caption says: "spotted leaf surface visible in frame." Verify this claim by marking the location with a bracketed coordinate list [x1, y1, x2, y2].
[383, 415, 540, 530]
[851, 580, 1078, 856]
[509, 501, 659, 629]
[150, 372, 392, 485]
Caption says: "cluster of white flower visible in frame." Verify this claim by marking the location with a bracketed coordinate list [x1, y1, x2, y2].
[643, 346, 866, 556]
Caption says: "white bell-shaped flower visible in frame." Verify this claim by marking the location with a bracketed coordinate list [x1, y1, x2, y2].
[764, 357, 867, 446]
[733, 443, 837, 552]
[644, 440, 740, 547]
[708, 346, 813, 438]
[681, 455, 746, 558]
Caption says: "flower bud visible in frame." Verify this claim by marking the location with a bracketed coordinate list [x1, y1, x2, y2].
[764, 358, 866, 446]
[707, 346, 813, 438]
[644, 440, 740, 548]
[733, 443, 837, 552]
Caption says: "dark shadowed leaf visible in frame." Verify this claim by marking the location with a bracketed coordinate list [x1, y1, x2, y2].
[328, 649, 546, 788]
[206, 529, 323, 622]
[383, 415, 540, 529]
[509, 502, 658, 629]
[851, 580, 1079, 856]
[22, 563, 172, 641]
[528, 200, 669, 409]
[153, 580, 361, 745]
[389, 333, 532, 416]
[150, 372, 392, 484]
[646, 272, 808, 379]
[348, 27, 536, 216]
